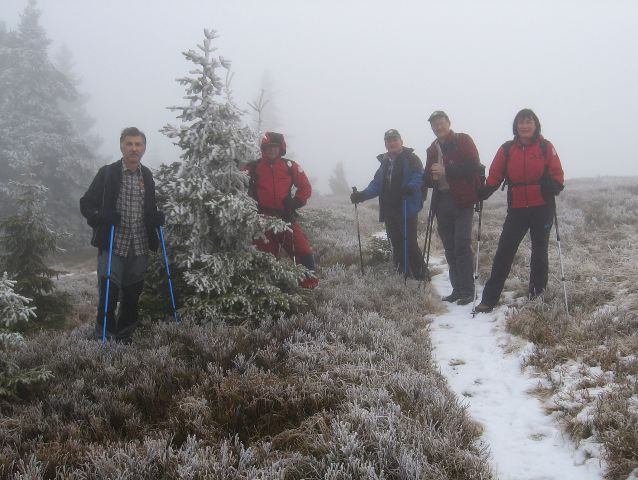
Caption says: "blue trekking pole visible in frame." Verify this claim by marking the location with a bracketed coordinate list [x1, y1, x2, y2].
[158, 226, 179, 323]
[403, 198, 408, 284]
[101, 225, 115, 344]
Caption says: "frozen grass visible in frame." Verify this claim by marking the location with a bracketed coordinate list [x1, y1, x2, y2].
[1, 195, 492, 479]
[481, 177, 638, 479]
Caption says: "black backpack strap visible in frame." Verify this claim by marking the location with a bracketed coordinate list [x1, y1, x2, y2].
[500, 140, 515, 190]
[284, 158, 295, 197]
[247, 160, 259, 201]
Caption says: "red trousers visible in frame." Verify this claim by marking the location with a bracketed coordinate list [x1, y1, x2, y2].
[255, 222, 313, 266]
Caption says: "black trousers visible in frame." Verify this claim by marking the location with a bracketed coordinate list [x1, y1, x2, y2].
[481, 205, 554, 307]
[436, 192, 475, 296]
[96, 252, 147, 341]
[384, 209, 426, 279]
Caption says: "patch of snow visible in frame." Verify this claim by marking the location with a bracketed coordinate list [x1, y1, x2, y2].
[427, 258, 605, 479]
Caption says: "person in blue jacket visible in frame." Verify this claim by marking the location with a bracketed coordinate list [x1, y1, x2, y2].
[351, 129, 426, 279]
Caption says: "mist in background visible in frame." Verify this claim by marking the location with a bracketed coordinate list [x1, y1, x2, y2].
[1, 0, 636, 192]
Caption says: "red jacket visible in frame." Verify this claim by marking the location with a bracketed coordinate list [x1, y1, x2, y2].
[242, 156, 312, 213]
[424, 131, 481, 208]
[486, 136, 564, 209]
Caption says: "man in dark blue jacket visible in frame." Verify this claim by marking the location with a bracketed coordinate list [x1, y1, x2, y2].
[351, 129, 426, 279]
[80, 127, 164, 342]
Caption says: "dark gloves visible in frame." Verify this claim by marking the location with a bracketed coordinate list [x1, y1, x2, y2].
[146, 210, 165, 227]
[477, 184, 498, 201]
[350, 191, 366, 204]
[282, 197, 302, 222]
[90, 209, 121, 227]
[283, 196, 303, 212]
[401, 185, 415, 196]
[540, 177, 564, 197]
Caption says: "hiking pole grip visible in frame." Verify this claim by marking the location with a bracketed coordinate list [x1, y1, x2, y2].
[352, 187, 365, 275]
[102, 225, 115, 344]
[159, 226, 179, 323]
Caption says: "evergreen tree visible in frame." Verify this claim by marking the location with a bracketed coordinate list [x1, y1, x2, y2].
[328, 161, 351, 195]
[0, 1, 93, 243]
[151, 30, 304, 323]
[0, 181, 69, 323]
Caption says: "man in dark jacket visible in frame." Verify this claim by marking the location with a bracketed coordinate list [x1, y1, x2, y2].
[350, 129, 426, 279]
[424, 111, 482, 305]
[80, 127, 164, 342]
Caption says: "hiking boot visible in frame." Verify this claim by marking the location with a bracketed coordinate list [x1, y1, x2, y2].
[442, 291, 460, 303]
[474, 303, 493, 313]
[456, 294, 474, 306]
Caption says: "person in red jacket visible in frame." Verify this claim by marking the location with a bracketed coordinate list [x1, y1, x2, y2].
[243, 132, 318, 289]
[423, 111, 483, 305]
[475, 109, 564, 313]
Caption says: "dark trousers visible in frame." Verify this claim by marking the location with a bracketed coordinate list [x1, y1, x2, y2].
[385, 209, 426, 279]
[96, 252, 148, 341]
[481, 205, 553, 307]
[436, 191, 474, 296]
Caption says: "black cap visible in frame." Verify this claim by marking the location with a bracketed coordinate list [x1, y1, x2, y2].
[383, 129, 401, 140]
[428, 110, 449, 122]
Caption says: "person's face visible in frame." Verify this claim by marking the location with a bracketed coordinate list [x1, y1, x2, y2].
[384, 136, 403, 155]
[264, 144, 280, 161]
[120, 135, 146, 171]
[430, 116, 451, 140]
[516, 117, 537, 142]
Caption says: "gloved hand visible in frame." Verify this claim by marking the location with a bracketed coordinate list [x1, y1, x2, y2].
[146, 210, 165, 227]
[350, 191, 366, 204]
[401, 185, 414, 196]
[283, 196, 302, 212]
[539, 177, 564, 197]
[91, 209, 121, 227]
[477, 184, 497, 201]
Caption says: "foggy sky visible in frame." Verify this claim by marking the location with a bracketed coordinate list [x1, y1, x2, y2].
[2, 0, 637, 192]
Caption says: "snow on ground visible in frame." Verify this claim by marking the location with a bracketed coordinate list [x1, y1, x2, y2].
[427, 257, 604, 480]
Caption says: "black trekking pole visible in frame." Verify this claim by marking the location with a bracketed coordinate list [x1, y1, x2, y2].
[352, 187, 365, 275]
[101, 225, 115, 344]
[553, 205, 569, 316]
[419, 189, 434, 285]
[422, 186, 438, 275]
[158, 226, 179, 323]
[471, 201, 483, 318]
[403, 197, 408, 284]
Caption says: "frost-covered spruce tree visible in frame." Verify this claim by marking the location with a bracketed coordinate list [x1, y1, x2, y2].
[0, 1, 93, 245]
[0, 272, 52, 399]
[0, 181, 69, 323]
[155, 29, 304, 323]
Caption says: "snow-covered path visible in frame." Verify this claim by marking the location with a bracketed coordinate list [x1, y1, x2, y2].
[427, 259, 604, 480]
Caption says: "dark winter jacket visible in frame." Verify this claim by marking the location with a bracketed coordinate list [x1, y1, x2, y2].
[423, 131, 482, 209]
[79, 160, 160, 252]
[242, 156, 312, 216]
[485, 136, 564, 209]
[361, 147, 424, 222]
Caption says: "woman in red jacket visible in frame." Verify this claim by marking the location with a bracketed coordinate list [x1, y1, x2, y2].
[475, 109, 564, 313]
